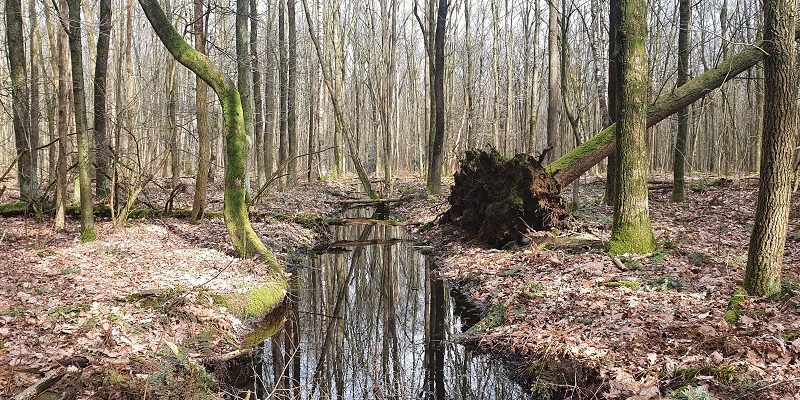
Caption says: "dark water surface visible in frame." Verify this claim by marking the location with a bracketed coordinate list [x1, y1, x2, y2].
[220, 209, 530, 399]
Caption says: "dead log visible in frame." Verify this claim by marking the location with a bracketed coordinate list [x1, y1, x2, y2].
[13, 367, 66, 400]
[442, 150, 569, 247]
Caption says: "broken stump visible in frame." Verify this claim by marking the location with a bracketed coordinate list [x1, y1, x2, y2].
[442, 150, 569, 247]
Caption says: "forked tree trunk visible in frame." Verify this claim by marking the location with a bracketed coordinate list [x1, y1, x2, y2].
[138, 0, 281, 269]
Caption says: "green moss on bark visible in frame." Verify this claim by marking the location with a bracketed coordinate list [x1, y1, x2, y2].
[214, 279, 288, 321]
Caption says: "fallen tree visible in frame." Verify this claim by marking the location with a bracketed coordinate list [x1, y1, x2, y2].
[442, 150, 568, 246]
[547, 34, 799, 187]
[446, 39, 774, 244]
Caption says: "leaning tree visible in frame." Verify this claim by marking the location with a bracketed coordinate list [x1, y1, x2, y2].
[137, 0, 285, 308]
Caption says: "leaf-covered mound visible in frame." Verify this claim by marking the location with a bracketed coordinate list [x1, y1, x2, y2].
[443, 150, 569, 246]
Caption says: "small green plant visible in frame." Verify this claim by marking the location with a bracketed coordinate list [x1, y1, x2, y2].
[724, 287, 747, 324]
[651, 251, 669, 264]
[670, 385, 716, 400]
[601, 280, 641, 289]
[522, 281, 547, 298]
[2, 306, 29, 317]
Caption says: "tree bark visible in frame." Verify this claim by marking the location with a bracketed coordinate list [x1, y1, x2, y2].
[545, 0, 561, 163]
[745, 0, 797, 296]
[424, 0, 447, 194]
[93, 0, 112, 197]
[54, 0, 69, 231]
[604, 0, 620, 205]
[191, 0, 210, 222]
[671, 0, 691, 202]
[5, 0, 38, 202]
[608, 0, 655, 254]
[278, 0, 289, 188]
[287, 0, 298, 184]
[67, 0, 96, 241]
[236, 0, 254, 197]
[251, 0, 265, 189]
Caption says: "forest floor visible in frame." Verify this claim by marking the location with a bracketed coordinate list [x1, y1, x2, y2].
[1, 174, 798, 399]
[420, 177, 800, 399]
[0, 177, 368, 399]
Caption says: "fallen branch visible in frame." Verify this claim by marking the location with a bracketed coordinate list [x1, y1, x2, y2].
[13, 367, 66, 400]
[323, 195, 414, 206]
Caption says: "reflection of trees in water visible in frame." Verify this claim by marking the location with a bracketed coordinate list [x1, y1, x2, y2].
[244, 211, 528, 400]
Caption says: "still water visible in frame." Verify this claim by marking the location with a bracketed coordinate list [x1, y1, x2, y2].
[220, 209, 530, 399]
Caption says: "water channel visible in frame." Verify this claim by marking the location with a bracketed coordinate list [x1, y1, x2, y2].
[219, 208, 530, 399]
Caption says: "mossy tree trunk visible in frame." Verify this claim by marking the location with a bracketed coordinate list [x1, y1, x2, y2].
[671, 0, 691, 203]
[138, 0, 281, 271]
[54, 0, 69, 231]
[236, 0, 254, 198]
[744, 0, 797, 297]
[67, 0, 96, 241]
[608, 0, 655, 255]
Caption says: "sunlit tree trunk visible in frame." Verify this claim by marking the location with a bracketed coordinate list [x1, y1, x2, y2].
[608, 0, 655, 254]
[745, 0, 797, 296]
[67, 0, 96, 241]
[545, 0, 560, 163]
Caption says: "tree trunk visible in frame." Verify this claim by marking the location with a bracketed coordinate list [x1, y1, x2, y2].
[278, 0, 289, 188]
[236, 0, 254, 197]
[608, 0, 655, 255]
[5, 0, 38, 202]
[671, 0, 691, 202]
[545, 0, 560, 163]
[165, 0, 179, 189]
[252, 0, 265, 189]
[604, 0, 620, 205]
[93, 0, 112, 197]
[745, 0, 797, 296]
[138, 0, 283, 278]
[191, 0, 210, 222]
[54, 0, 69, 231]
[28, 0, 42, 201]
[287, 0, 298, 184]
[425, 0, 447, 195]
[546, 40, 772, 188]
[67, 0, 96, 241]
